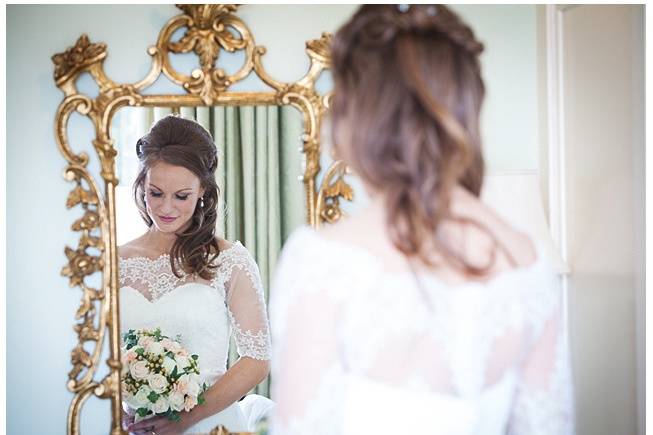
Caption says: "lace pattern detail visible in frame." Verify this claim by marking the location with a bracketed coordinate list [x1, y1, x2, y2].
[211, 244, 260, 287]
[271, 365, 345, 435]
[228, 311, 272, 360]
[214, 243, 272, 361]
[119, 254, 195, 302]
[508, 331, 575, 435]
[119, 241, 271, 361]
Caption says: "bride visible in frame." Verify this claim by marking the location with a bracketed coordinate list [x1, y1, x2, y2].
[270, 5, 574, 435]
[118, 115, 272, 435]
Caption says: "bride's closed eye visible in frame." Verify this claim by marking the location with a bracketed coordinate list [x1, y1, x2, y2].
[148, 190, 190, 200]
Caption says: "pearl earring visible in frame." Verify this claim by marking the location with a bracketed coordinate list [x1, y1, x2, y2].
[200, 197, 205, 208]
[397, 4, 410, 13]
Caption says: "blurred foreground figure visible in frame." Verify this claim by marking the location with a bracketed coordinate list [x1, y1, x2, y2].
[270, 5, 574, 435]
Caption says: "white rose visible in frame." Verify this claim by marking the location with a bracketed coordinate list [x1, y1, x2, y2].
[184, 395, 198, 412]
[176, 355, 190, 370]
[188, 373, 201, 385]
[162, 356, 177, 375]
[186, 377, 201, 397]
[146, 341, 164, 356]
[129, 361, 150, 380]
[151, 396, 169, 414]
[168, 391, 185, 412]
[147, 373, 168, 394]
[132, 386, 152, 408]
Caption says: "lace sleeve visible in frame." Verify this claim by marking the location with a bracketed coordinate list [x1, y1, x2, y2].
[222, 245, 271, 361]
[269, 228, 347, 435]
[508, 267, 575, 435]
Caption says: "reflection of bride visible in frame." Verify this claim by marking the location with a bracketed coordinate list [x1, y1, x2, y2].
[118, 115, 273, 435]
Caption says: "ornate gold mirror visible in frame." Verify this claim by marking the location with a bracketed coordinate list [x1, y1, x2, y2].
[52, 5, 353, 434]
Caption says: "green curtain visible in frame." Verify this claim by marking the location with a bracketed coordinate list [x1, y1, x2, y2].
[144, 105, 304, 397]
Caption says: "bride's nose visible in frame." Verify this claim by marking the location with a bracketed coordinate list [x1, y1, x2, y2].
[160, 195, 175, 214]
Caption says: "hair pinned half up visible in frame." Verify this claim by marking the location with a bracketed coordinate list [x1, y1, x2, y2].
[132, 115, 221, 280]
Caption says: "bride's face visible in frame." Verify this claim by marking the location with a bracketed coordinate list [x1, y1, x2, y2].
[144, 161, 205, 234]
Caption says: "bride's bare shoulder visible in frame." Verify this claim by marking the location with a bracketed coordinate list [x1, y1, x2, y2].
[315, 188, 538, 270]
[216, 237, 234, 251]
[315, 210, 374, 245]
[118, 236, 150, 259]
[459, 193, 538, 269]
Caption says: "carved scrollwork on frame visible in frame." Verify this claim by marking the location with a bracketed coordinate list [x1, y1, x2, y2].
[61, 170, 105, 384]
[52, 4, 352, 435]
[315, 160, 355, 226]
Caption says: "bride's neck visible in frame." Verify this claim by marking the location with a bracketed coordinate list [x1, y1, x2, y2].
[143, 227, 178, 254]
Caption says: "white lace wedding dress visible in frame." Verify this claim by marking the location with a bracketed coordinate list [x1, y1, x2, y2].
[119, 241, 273, 433]
[270, 227, 575, 435]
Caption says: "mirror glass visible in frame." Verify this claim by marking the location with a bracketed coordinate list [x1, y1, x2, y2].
[113, 104, 304, 431]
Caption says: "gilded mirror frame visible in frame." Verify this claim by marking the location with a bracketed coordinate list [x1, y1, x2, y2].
[52, 5, 353, 435]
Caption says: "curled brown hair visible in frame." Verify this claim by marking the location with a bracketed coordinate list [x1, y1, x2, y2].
[331, 5, 492, 274]
[133, 115, 220, 280]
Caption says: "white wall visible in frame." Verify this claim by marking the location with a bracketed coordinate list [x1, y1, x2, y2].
[452, 5, 539, 172]
[631, 8, 645, 435]
[557, 6, 643, 435]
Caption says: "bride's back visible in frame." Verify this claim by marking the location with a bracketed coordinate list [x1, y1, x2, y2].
[271, 199, 570, 434]
[271, 214, 568, 434]
[312, 186, 543, 388]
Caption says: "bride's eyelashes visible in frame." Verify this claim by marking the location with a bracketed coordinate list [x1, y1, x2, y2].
[148, 190, 190, 201]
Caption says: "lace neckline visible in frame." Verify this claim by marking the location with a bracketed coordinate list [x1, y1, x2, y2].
[118, 241, 245, 302]
[119, 240, 243, 265]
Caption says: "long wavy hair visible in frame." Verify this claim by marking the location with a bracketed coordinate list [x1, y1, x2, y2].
[133, 115, 220, 280]
[331, 5, 495, 275]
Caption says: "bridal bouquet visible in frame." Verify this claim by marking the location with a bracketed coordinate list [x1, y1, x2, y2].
[121, 328, 208, 422]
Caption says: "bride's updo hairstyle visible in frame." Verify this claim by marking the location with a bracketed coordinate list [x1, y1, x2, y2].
[331, 4, 490, 275]
[133, 115, 220, 280]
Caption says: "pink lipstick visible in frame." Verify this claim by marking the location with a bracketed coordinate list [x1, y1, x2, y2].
[159, 216, 177, 223]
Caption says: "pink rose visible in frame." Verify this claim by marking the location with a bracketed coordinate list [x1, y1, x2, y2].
[160, 338, 174, 350]
[125, 350, 137, 363]
[137, 336, 154, 348]
[174, 374, 190, 395]
[184, 395, 198, 412]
